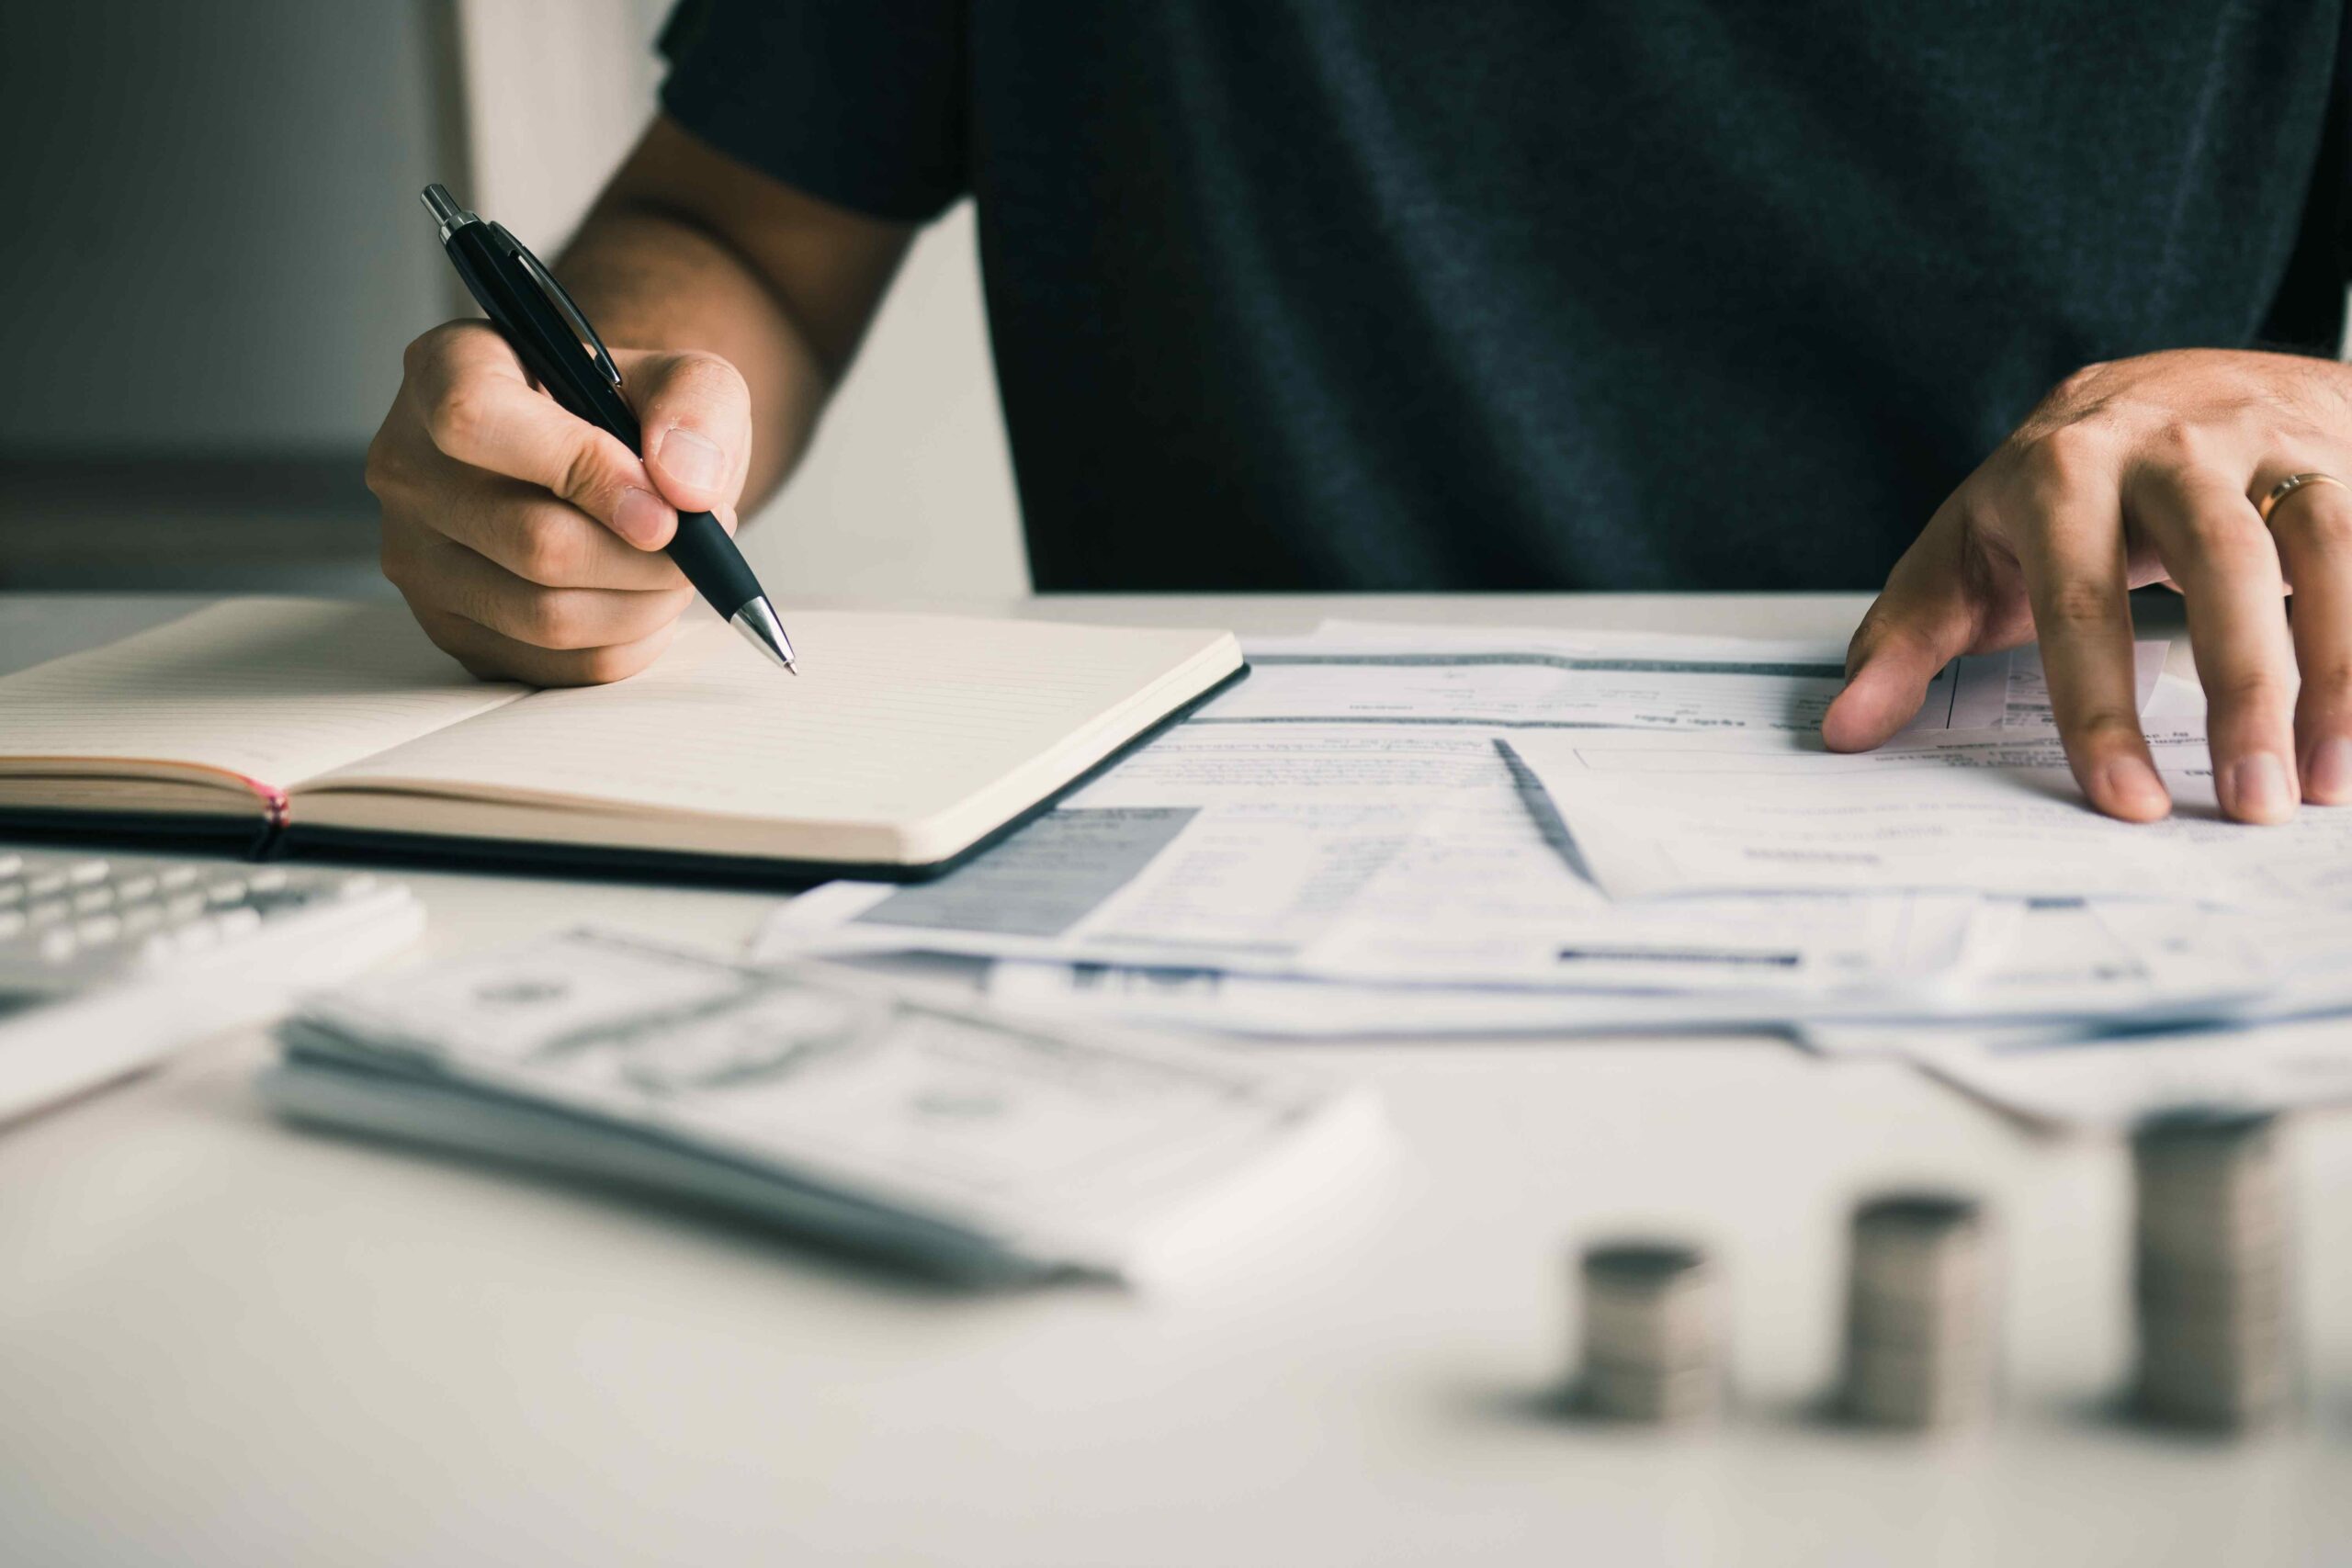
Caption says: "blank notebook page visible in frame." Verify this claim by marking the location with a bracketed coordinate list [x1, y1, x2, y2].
[313, 611, 1235, 828]
[0, 600, 523, 786]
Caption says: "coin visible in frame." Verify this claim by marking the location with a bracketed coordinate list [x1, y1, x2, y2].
[1839, 1190, 1993, 1429]
[1575, 1239, 1722, 1425]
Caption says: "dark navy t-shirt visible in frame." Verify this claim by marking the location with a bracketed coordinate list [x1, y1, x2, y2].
[659, 2, 2350, 592]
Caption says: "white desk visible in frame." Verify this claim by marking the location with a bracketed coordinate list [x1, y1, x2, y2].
[4, 592, 2348, 1568]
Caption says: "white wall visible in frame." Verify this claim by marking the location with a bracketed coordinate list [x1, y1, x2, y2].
[747, 209, 1028, 598]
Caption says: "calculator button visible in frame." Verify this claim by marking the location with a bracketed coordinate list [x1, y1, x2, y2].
[0, 847, 416, 1001]
[210, 908, 264, 941]
[171, 920, 220, 953]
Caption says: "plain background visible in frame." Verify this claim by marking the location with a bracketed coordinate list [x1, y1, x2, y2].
[0, 0, 1029, 597]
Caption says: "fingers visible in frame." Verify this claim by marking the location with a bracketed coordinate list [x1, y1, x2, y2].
[2134, 470, 2299, 822]
[2019, 453, 2173, 821]
[1848, 352, 2352, 824]
[368, 321, 770, 685]
[2265, 479, 2352, 802]
[386, 527, 695, 654]
[1823, 503, 1986, 751]
[413, 468, 685, 592]
[620, 349, 754, 516]
[409, 604, 683, 688]
[404, 321, 679, 550]
[1830, 392, 2175, 832]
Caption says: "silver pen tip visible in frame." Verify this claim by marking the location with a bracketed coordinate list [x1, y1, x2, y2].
[729, 599, 797, 673]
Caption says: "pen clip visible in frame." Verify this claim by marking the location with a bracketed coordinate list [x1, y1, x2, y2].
[492, 222, 625, 390]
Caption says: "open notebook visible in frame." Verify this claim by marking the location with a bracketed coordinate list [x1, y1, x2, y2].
[0, 600, 1245, 879]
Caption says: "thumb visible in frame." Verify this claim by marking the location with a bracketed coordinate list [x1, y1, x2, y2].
[626, 350, 753, 517]
[1821, 527, 1986, 752]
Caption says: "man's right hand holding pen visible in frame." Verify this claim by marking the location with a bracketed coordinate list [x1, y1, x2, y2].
[366, 119, 912, 685]
[369, 322, 751, 686]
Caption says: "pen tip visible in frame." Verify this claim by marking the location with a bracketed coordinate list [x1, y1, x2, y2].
[728, 599, 797, 671]
[785, 660, 799, 677]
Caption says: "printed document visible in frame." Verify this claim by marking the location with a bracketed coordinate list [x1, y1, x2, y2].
[1504, 721, 2352, 909]
[1190, 625, 2158, 737]
[1895, 1013, 2352, 1129]
[759, 627, 2059, 995]
[981, 961, 1808, 1038]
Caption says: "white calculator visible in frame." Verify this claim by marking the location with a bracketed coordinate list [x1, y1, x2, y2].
[0, 848, 423, 1122]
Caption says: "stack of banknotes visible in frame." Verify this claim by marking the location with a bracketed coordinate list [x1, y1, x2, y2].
[265, 929, 1385, 1287]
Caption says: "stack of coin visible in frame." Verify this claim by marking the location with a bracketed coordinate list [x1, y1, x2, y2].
[2132, 1109, 2291, 1430]
[1839, 1191, 1993, 1428]
[1577, 1240, 1721, 1423]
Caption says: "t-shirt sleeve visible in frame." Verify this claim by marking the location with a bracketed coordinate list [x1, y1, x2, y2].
[656, 0, 967, 223]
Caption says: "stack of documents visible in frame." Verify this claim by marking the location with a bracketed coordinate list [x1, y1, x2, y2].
[264, 930, 1385, 1286]
[1497, 673, 2352, 1124]
[750, 626, 2078, 1020]
[754, 619, 2352, 1127]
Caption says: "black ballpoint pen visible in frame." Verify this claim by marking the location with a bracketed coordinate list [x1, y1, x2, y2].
[418, 183, 797, 673]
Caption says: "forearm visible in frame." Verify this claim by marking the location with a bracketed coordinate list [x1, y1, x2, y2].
[549, 118, 915, 515]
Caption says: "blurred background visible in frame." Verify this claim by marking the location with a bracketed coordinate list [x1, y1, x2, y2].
[0, 0, 1029, 597]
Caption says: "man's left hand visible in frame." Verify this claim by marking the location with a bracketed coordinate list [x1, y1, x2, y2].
[1824, 348, 2352, 825]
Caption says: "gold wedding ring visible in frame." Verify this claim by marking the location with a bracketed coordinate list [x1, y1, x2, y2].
[2258, 471, 2350, 524]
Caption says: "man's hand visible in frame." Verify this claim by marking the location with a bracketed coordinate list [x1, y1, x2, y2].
[366, 320, 752, 685]
[1824, 348, 2352, 825]
[368, 118, 917, 682]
